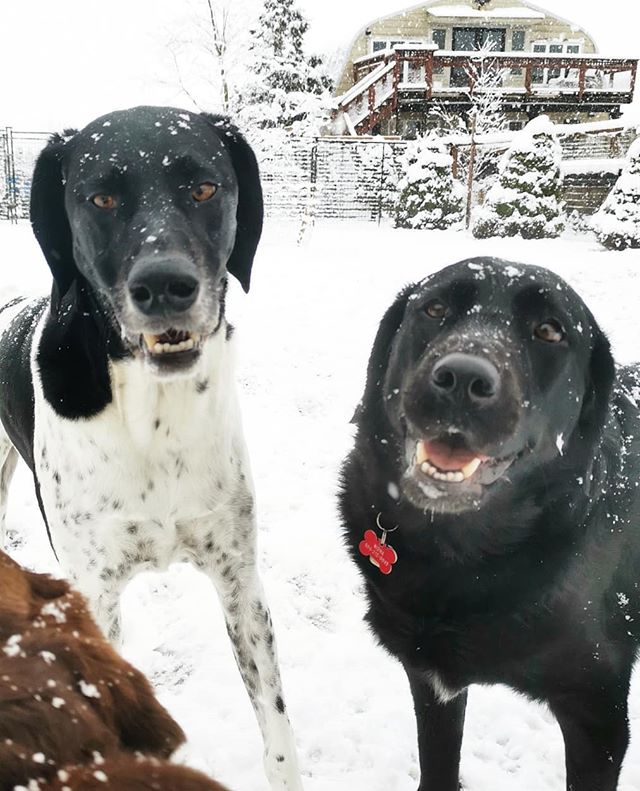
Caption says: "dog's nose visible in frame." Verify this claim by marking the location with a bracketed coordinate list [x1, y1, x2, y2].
[430, 353, 500, 404]
[128, 258, 200, 316]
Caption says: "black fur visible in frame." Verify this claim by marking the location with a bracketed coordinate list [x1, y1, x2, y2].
[340, 257, 640, 791]
[0, 106, 263, 426]
[200, 114, 263, 294]
[0, 298, 46, 468]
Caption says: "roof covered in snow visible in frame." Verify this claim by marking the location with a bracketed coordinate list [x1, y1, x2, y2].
[427, 5, 545, 19]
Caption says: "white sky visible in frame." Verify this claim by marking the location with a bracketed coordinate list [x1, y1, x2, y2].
[2, 0, 638, 131]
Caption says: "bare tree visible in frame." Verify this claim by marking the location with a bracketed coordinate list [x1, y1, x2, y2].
[203, 0, 231, 112]
[163, 0, 256, 114]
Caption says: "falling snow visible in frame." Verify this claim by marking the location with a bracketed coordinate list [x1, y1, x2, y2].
[1, 221, 640, 791]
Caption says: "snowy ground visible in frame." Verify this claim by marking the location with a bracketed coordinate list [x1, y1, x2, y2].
[2, 219, 640, 791]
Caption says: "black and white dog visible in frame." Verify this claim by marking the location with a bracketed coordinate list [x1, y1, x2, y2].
[0, 106, 302, 790]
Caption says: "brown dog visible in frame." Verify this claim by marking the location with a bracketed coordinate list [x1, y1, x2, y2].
[0, 550, 228, 790]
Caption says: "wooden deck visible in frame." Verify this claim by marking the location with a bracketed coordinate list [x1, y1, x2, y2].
[337, 47, 638, 135]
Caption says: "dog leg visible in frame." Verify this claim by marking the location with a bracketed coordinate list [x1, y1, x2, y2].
[0, 442, 18, 549]
[85, 577, 126, 647]
[404, 664, 467, 791]
[202, 555, 303, 791]
[550, 680, 630, 791]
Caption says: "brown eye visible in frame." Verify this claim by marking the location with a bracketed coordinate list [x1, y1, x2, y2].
[425, 299, 447, 319]
[91, 194, 117, 209]
[534, 319, 565, 343]
[191, 182, 217, 202]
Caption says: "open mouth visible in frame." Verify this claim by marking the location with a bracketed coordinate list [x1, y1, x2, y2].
[414, 438, 490, 484]
[140, 329, 202, 357]
[402, 430, 524, 511]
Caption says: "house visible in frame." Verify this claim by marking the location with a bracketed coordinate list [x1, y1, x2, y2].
[333, 0, 638, 137]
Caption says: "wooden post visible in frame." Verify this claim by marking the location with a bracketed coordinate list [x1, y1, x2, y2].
[368, 84, 376, 114]
[451, 145, 459, 179]
[392, 56, 401, 111]
[524, 63, 532, 94]
[630, 61, 638, 97]
[578, 66, 586, 97]
[465, 115, 477, 230]
[425, 51, 433, 100]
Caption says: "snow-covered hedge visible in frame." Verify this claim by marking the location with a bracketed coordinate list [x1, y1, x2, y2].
[473, 115, 564, 239]
[591, 137, 640, 250]
[394, 139, 464, 230]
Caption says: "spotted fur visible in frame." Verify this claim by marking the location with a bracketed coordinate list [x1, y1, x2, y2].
[0, 106, 302, 790]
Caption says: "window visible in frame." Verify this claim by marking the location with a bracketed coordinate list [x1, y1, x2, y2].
[529, 41, 582, 84]
[512, 30, 525, 51]
[452, 27, 506, 52]
[451, 28, 506, 86]
[511, 29, 525, 74]
[432, 29, 446, 73]
[532, 42, 546, 83]
[432, 29, 446, 49]
[549, 44, 563, 79]
[372, 38, 427, 54]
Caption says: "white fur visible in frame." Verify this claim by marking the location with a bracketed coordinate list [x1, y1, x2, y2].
[0, 304, 303, 790]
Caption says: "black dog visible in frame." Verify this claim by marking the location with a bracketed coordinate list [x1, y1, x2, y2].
[0, 106, 302, 790]
[340, 257, 640, 791]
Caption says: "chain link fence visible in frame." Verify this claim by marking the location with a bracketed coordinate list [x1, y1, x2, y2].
[0, 130, 407, 224]
[0, 127, 631, 224]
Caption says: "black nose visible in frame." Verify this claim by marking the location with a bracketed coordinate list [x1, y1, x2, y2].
[430, 353, 500, 404]
[128, 258, 200, 316]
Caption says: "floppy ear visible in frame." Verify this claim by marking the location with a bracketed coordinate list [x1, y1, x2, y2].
[355, 285, 414, 425]
[200, 114, 263, 293]
[29, 133, 78, 303]
[579, 311, 615, 435]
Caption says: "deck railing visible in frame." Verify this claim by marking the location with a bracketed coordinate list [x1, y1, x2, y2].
[339, 47, 638, 135]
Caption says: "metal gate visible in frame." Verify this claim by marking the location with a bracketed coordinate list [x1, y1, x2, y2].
[0, 128, 50, 222]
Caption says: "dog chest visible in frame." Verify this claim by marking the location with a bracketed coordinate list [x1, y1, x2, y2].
[32, 351, 251, 566]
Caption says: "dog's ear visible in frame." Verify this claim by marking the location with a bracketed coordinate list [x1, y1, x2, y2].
[30, 132, 78, 302]
[356, 285, 414, 424]
[579, 311, 615, 434]
[201, 114, 263, 293]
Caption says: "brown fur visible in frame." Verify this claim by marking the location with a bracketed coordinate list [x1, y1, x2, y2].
[0, 550, 228, 790]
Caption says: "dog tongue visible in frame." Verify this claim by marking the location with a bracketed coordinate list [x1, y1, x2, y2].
[424, 440, 483, 472]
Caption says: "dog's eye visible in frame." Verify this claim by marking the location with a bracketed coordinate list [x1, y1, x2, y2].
[534, 320, 565, 343]
[191, 182, 217, 203]
[91, 194, 117, 210]
[424, 299, 448, 319]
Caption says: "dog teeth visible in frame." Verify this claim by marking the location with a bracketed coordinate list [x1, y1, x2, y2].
[418, 453, 483, 483]
[460, 457, 482, 479]
[145, 334, 197, 355]
[416, 440, 429, 465]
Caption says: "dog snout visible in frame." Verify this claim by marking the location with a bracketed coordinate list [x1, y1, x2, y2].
[128, 257, 200, 316]
[430, 353, 500, 406]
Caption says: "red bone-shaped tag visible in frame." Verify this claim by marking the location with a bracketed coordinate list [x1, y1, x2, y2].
[359, 529, 398, 575]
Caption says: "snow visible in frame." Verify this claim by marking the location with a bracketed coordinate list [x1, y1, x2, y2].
[427, 5, 545, 19]
[563, 158, 624, 174]
[2, 219, 640, 791]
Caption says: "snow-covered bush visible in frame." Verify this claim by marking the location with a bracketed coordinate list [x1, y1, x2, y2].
[394, 139, 464, 230]
[473, 115, 564, 239]
[591, 138, 640, 250]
